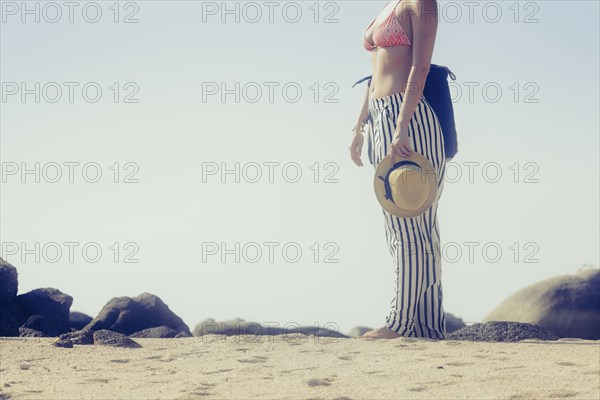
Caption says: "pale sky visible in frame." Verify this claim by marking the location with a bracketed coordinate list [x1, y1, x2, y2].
[1, 1, 599, 334]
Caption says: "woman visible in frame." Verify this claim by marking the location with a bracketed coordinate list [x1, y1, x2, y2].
[350, 0, 447, 340]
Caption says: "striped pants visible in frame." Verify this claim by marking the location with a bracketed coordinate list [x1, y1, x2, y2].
[366, 92, 447, 339]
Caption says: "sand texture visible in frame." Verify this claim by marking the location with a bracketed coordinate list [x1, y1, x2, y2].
[1, 335, 599, 400]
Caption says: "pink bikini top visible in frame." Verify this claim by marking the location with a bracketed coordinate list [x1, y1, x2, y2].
[363, 1, 412, 51]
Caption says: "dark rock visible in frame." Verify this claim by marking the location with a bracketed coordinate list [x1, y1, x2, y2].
[59, 329, 94, 345]
[129, 326, 178, 338]
[484, 269, 600, 339]
[445, 313, 466, 334]
[193, 318, 348, 338]
[93, 329, 142, 348]
[53, 339, 74, 348]
[19, 327, 47, 337]
[15, 288, 73, 336]
[69, 311, 93, 331]
[446, 321, 559, 342]
[0, 259, 18, 304]
[133, 293, 191, 337]
[0, 304, 19, 337]
[348, 326, 372, 338]
[85, 293, 191, 337]
[21, 315, 55, 336]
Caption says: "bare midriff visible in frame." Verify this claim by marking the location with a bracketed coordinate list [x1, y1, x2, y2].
[368, 46, 413, 100]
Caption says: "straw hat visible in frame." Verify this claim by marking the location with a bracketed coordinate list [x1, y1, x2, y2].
[374, 152, 438, 218]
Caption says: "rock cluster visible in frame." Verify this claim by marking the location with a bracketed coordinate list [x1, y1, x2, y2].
[447, 321, 560, 342]
[0, 259, 191, 341]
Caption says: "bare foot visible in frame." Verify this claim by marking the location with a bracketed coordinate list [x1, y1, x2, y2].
[356, 326, 403, 340]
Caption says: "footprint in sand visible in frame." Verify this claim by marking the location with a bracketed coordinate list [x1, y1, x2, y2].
[365, 370, 385, 375]
[177, 351, 208, 357]
[185, 389, 213, 397]
[393, 342, 424, 350]
[204, 368, 233, 375]
[547, 390, 579, 398]
[280, 367, 315, 374]
[238, 356, 268, 364]
[508, 392, 536, 399]
[306, 377, 334, 387]
[86, 378, 110, 384]
[556, 361, 579, 366]
[495, 365, 525, 371]
[445, 361, 475, 367]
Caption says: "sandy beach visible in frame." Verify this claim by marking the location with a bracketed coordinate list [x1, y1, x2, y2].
[1, 335, 599, 400]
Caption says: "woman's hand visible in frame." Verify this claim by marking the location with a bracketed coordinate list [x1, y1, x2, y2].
[389, 125, 412, 164]
[349, 129, 364, 167]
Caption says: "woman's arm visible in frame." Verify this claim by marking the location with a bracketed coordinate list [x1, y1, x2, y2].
[349, 80, 371, 167]
[353, 80, 371, 133]
[390, 0, 438, 162]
